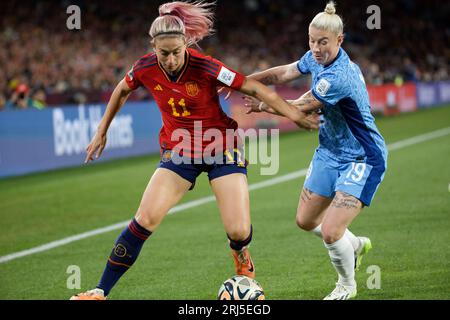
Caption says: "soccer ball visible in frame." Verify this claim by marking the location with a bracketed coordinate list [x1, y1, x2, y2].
[217, 275, 265, 300]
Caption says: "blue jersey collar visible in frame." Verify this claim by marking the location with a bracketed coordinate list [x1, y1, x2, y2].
[324, 48, 343, 68]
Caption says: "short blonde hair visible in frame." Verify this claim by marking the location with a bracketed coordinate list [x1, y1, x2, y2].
[309, 1, 344, 36]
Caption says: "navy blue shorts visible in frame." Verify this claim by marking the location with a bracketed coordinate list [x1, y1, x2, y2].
[158, 149, 248, 189]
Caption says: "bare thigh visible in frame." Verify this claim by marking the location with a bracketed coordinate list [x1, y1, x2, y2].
[296, 188, 333, 231]
[134, 168, 192, 231]
[210, 173, 251, 241]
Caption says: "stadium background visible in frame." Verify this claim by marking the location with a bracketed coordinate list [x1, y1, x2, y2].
[0, 0, 449, 300]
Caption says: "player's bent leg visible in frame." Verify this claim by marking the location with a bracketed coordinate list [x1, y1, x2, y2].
[335, 159, 386, 270]
[210, 173, 255, 279]
[298, 151, 337, 235]
[321, 191, 363, 300]
[211, 173, 251, 240]
[296, 188, 332, 234]
[135, 168, 193, 230]
[322, 192, 372, 271]
[71, 168, 192, 300]
[297, 188, 365, 254]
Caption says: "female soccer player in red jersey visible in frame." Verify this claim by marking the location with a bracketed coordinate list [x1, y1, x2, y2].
[71, 1, 318, 300]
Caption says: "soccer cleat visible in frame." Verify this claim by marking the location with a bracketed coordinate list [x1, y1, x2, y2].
[323, 283, 357, 300]
[355, 237, 372, 271]
[231, 248, 255, 279]
[70, 288, 106, 300]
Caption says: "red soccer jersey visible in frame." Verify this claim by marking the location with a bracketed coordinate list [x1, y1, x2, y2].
[124, 48, 245, 157]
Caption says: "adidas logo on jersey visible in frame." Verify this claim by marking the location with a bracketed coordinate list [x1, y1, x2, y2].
[154, 84, 163, 91]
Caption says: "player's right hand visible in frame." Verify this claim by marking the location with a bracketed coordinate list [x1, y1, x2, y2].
[217, 86, 233, 100]
[85, 131, 107, 163]
[243, 95, 263, 114]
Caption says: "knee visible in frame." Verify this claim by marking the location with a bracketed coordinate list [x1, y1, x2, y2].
[296, 213, 318, 231]
[321, 224, 343, 244]
[135, 208, 162, 231]
[227, 224, 251, 242]
[227, 224, 252, 251]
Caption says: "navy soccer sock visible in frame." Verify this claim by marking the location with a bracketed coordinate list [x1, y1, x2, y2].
[97, 219, 152, 296]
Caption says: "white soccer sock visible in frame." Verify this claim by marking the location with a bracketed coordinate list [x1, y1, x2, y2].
[310, 224, 323, 238]
[310, 224, 360, 252]
[344, 229, 361, 252]
[324, 236, 356, 287]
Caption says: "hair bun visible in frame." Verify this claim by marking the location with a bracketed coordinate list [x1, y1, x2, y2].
[325, 2, 336, 15]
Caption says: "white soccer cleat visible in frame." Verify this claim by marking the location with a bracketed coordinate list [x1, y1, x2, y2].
[355, 237, 372, 271]
[323, 283, 357, 300]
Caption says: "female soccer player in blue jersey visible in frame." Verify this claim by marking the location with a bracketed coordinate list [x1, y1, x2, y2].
[244, 2, 388, 300]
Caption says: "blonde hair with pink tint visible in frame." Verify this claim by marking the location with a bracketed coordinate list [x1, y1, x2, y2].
[149, 1, 215, 47]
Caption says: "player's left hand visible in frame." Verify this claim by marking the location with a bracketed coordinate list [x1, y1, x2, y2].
[243, 95, 263, 114]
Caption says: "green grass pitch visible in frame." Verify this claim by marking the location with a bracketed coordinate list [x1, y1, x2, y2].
[0, 105, 449, 300]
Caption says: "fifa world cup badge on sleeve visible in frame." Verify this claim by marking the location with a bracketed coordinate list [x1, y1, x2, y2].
[316, 78, 331, 96]
[217, 66, 236, 86]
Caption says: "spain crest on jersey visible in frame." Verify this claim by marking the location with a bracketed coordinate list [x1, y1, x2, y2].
[161, 149, 173, 162]
[185, 81, 199, 97]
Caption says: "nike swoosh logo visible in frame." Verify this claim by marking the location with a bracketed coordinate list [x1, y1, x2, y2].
[237, 286, 250, 299]
[343, 181, 355, 185]
[225, 282, 234, 293]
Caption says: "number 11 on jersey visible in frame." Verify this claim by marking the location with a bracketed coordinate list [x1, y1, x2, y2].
[169, 98, 191, 117]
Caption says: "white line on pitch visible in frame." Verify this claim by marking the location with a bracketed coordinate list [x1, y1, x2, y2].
[387, 126, 450, 151]
[0, 126, 449, 264]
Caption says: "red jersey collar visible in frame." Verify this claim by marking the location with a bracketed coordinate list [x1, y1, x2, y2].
[157, 50, 190, 83]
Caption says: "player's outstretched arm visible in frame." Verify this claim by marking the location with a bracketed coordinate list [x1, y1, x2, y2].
[239, 78, 319, 130]
[247, 62, 302, 85]
[288, 90, 323, 113]
[219, 62, 301, 100]
[85, 79, 133, 163]
[246, 90, 322, 115]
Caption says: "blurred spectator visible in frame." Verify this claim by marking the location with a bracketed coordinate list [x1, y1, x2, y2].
[5, 84, 31, 110]
[4, 84, 47, 110]
[30, 88, 47, 110]
[0, 93, 6, 111]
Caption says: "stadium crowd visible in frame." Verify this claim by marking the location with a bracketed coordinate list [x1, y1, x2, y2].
[0, 0, 448, 110]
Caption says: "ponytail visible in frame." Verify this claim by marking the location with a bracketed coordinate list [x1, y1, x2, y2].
[149, 1, 215, 47]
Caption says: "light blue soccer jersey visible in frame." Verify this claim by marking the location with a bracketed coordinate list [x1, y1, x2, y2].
[297, 48, 387, 166]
